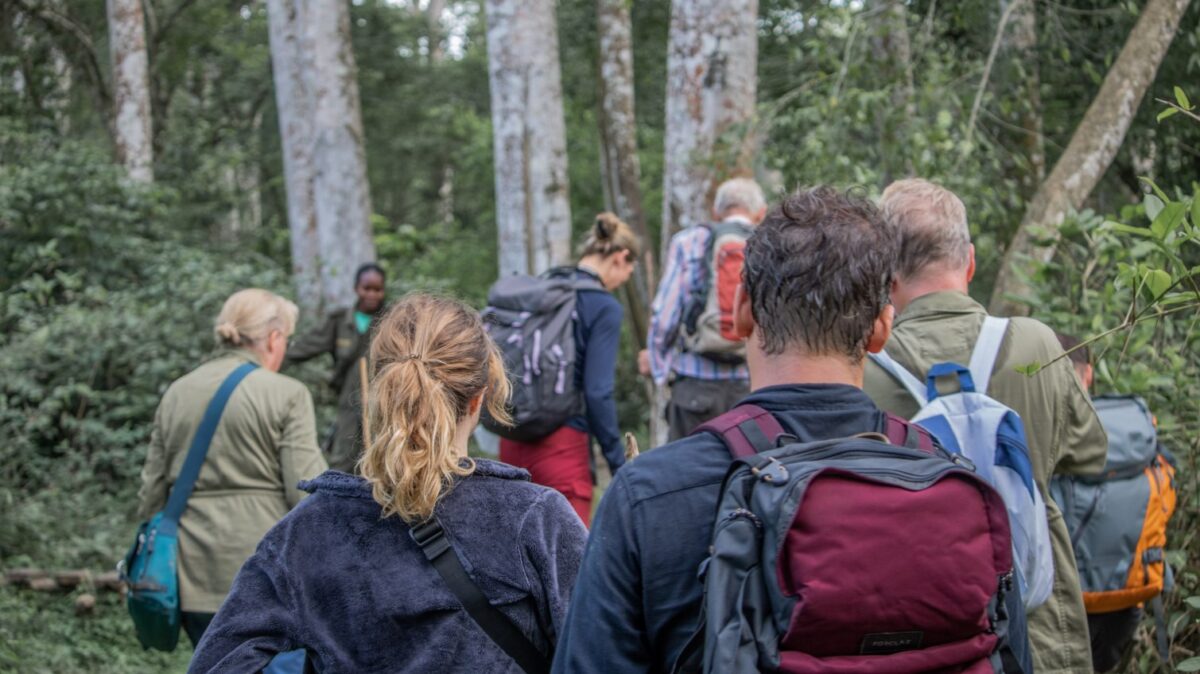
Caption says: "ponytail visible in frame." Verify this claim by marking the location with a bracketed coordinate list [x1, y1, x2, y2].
[360, 293, 510, 523]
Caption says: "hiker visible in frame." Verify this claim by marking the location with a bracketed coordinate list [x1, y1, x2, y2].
[491, 213, 640, 526]
[554, 187, 1030, 673]
[1052, 333, 1179, 673]
[190, 294, 588, 673]
[136, 289, 327, 649]
[284, 262, 387, 472]
[863, 178, 1107, 673]
[641, 177, 767, 440]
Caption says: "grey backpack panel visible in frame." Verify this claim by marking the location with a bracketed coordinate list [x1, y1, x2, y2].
[1093, 396, 1157, 474]
[480, 270, 601, 442]
[1050, 476, 1151, 592]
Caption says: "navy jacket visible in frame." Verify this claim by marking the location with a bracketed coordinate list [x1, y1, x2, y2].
[551, 384, 1031, 673]
[190, 460, 587, 673]
[564, 266, 625, 473]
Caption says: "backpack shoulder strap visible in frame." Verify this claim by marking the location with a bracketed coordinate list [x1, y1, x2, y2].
[693, 404, 786, 459]
[160, 361, 258, 532]
[968, 317, 1009, 395]
[869, 351, 929, 406]
[411, 519, 549, 674]
[883, 413, 937, 453]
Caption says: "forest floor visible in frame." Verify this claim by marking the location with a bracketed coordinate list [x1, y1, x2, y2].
[0, 587, 192, 673]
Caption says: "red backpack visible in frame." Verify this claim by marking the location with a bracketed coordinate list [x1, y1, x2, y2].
[674, 405, 1025, 673]
[681, 221, 753, 363]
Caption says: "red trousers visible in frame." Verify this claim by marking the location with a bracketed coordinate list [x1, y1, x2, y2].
[500, 426, 593, 527]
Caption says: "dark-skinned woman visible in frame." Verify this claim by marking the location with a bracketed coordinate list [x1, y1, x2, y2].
[284, 263, 387, 472]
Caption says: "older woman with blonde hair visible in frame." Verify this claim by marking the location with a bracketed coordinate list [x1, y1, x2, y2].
[190, 293, 587, 673]
[136, 288, 328, 649]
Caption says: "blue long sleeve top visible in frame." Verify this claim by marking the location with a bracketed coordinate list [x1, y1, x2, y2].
[564, 266, 625, 474]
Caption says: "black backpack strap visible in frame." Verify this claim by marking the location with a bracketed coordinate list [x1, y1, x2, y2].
[410, 519, 550, 674]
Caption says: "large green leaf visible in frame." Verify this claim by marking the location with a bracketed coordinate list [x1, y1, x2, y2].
[1145, 194, 1165, 221]
[1175, 86, 1193, 110]
[1178, 656, 1200, 672]
[1151, 202, 1187, 239]
[1144, 268, 1172, 299]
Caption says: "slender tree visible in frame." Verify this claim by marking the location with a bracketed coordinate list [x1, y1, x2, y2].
[596, 0, 652, 346]
[661, 0, 758, 252]
[306, 0, 376, 311]
[485, 0, 572, 277]
[266, 0, 321, 312]
[1004, 0, 1045, 196]
[990, 0, 1193, 316]
[658, 0, 758, 445]
[106, 0, 153, 182]
[868, 0, 915, 183]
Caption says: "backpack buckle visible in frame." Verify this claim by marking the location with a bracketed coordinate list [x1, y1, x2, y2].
[751, 457, 789, 484]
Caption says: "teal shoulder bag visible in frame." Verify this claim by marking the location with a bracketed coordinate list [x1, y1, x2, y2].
[119, 361, 258, 651]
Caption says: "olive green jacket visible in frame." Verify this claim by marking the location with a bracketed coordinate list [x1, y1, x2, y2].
[284, 309, 368, 471]
[137, 350, 328, 613]
[864, 291, 1107, 673]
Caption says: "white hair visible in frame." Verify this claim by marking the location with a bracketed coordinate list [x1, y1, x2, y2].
[713, 178, 766, 218]
[879, 178, 971, 279]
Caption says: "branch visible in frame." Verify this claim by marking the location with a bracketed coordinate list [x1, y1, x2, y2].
[1154, 98, 1200, 124]
[964, 0, 1026, 151]
[11, 0, 112, 111]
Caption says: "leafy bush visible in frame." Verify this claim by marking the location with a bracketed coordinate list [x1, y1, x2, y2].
[1027, 181, 1200, 670]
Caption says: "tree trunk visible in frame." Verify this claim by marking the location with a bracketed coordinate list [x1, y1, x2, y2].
[661, 0, 758, 252]
[868, 0, 915, 183]
[267, 0, 321, 312]
[989, 0, 1192, 316]
[658, 0, 758, 446]
[106, 0, 153, 182]
[306, 0, 376, 311]
[1003, 0, 1045, 198]
[597, 0, 652, 347]
[427, 0, 445, 64]
[485, 0, 572, 278]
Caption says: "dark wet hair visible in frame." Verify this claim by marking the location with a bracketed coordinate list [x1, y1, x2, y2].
[355, 263, 386, 287]
[742, 186, 899, 361]
[1055, 332, 1090, 367]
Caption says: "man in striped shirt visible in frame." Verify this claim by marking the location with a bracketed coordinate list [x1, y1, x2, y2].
[639, 177, 767, 440]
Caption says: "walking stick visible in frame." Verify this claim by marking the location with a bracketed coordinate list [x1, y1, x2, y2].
[359, 357, 371, 449]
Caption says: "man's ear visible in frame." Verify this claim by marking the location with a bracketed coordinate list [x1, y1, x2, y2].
[966, 244, 976, 283]
[866, 304, 895, 354]
[733, 282, 755, 340]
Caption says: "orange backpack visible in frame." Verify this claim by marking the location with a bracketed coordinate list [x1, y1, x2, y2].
[1052, 395, 1178, 611]
[681, 221, 752, 363]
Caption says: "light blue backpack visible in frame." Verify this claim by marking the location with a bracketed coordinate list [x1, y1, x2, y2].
[871, 317, 1054, 610]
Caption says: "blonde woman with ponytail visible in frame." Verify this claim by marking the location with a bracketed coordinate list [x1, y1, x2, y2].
[192, 293, 588, 674]
[499, 213, 641, 526]
[136, 288, 327, 649]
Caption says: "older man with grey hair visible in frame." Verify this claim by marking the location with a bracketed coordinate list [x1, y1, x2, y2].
[641, 177, 767, 440]
[863, 177, 1107, 674]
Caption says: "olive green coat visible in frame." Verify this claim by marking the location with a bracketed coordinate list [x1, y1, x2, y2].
[284, 308, 368, 472]
[864, 291, 1107, 674]
[137, 350, 328, 613]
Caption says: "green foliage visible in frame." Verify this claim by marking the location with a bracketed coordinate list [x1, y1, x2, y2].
[1026, 182, 1200, 668]
[0, 587, 191, 673]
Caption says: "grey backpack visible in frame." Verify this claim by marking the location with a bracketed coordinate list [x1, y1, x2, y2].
[1050, 395, 1178, 657]
[480, 267, 602, 442]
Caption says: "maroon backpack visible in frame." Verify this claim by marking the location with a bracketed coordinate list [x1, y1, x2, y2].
[674, 405, 1022, 673]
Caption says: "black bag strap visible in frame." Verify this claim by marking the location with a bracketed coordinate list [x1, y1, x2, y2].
[160, 361, 258, 535]
[411, 519, 550, 674]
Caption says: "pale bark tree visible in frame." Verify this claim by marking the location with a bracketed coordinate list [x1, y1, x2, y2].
[597, 0, 652, 347]
[428, 0, 455, 227]
[658, 0, 758, 445]
[305, 0, 376, 311]
[106, 0, 153, 182]
[661, 0, 758, 253]
[485, 0, 572, 277]
[1003, 0, 1045, 197]
[989, 0, 1192, 316]
[267, 0, 321, 311]
[868, 0, 915, 182]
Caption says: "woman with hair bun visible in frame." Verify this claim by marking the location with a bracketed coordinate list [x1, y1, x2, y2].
[499, 213, 640, 526]
[190, 293, 587, 673]
[137, 288, 327, 648]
